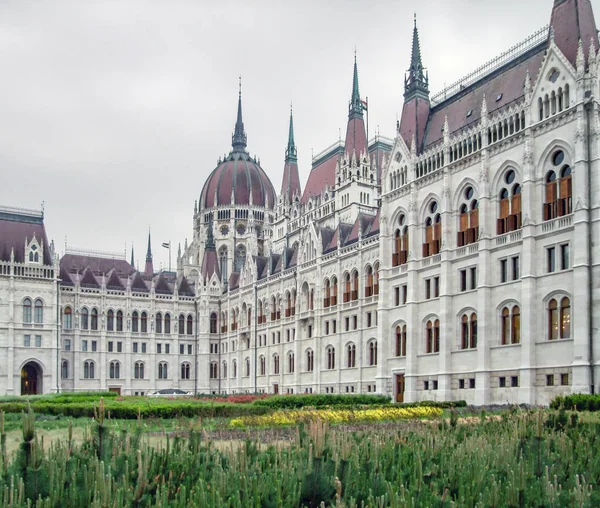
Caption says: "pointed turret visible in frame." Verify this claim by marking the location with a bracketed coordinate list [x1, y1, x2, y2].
[144, 229, 154, 277]
[130, 244, 135, 270]
[201, 222, 220, 283]
[550, 0, 598, 68]
[344, 53, 368, 157]
[231, 77, 247, 152]
[280, 105, 302, 202]
[398, 15, 430, 154]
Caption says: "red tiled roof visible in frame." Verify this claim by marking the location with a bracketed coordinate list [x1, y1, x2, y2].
[345, 116, 367, 157]
[0, 216, 51, 264]
[551, 0, 599, 67]
[201, 249, 219, 281]
[280, 160, 302, 200]
[199, 153, 276, 210]
[424, 49, 545, 149]
[60, 254, 134, 276]
[302, 154, 338, 203]
[400, 97, 430, 152]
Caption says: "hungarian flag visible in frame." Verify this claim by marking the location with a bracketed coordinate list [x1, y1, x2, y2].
[162, 242, 170, 249]
[361, 99, 368, 110]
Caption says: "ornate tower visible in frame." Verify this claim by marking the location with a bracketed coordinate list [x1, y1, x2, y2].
[144, 230, 153, 276]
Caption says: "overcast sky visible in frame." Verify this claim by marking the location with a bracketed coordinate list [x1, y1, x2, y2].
[1, 0, 597, 270]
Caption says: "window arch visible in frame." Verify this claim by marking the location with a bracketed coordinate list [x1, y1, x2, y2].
[164, 313, 171, 334]
[219, 247, 228, 285]
[460, 312, 478, 350]
[141, 312, 147, 333]
[373, 263, 380, 296]
[115, 310, 123, 332]
[178, 314, 185, 335]
[109, 361, 121, 379]
[393, 214, 409, 266]
[395, 324, 407, 357]
[259, 356, 265, 376]
[181, 362, 191, 379]
[331, 276, 338, 306]
[327, 346, 335, 369]
[158, 362, 168, 379]
[543, 150, 572, 220]
[134, 361, 145, 379]
[132, 311, 139, 332]
[347, 343, 356, 368]
[273, 354, 280, 374]
[500, 305, 521, 345]
[368, 340, 378, 366]
[187, 315, 193, 335]
[425, 319, 440, 354]
[61, 360, 69, 379]
[457, 186, 479, 246]
[63, 306, 73, 329]
[83, 360, 95, 379]
[423, 201, 441, 257]
[351, 270, 359, 301]
[245, 357, 251, 377]
[91, 308, 99, 331]
[155, 312, 162, 334]
[548, 297, 570, 340]
[81, 307, 89, 330]
[287, 352, 295, 373]
[324, 278, 331, 308]
[210, 313, 218, 334]
[23, 298, 32, 324]
[343, 272, 351, 303]
[306, 349, 314, 372]
[107, 310, 115, 331]
[222, 361, 228, 378]
[209, 362, 218, 379]
[497, 169, 522, 234]
[34, 299, 43, 324]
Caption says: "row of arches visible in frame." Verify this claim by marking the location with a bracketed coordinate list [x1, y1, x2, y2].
[60, 360, 193, 380]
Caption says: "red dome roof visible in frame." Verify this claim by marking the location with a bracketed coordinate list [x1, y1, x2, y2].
[199, 151, 276, 210]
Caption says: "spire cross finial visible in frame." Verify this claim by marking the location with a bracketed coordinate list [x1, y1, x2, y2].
[414, 12, 417, 28]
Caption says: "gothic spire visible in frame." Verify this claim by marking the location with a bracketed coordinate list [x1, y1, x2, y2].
[146, 229, 152, 262]
[205, 221, 216, 251]
[348, 52, 364, 119]
[404, 14, 429, 100]
[285, 104, 297, 163]
[231, 76, 247, 152]
[130, 244, 135, 269]
[144, 229, 154, 277]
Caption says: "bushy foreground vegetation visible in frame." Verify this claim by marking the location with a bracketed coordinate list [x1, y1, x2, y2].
[0, 402, 598, 506]
[551, 393, 600, 411]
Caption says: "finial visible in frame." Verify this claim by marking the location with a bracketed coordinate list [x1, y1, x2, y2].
[414, 12, 417, 28]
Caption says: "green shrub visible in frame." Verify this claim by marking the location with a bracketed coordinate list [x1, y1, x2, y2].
[550, 394, 600, 411]
[253, 394, 391, 409]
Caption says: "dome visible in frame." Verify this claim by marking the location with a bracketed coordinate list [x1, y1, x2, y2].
[199, 82, 277, 211]
[200, 151, 276, 210]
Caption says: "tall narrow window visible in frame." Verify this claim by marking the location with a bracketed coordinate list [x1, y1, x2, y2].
[155, 313, 162, 334]
[347, 344, 356, 368]
[34, 299, 43, 324]
[458, 187, 479, 246]
[331, 277, 338, 306]
[116, 310, 123, 331]
[423, 202, 441, 257]
[560, 297, 571, 338]
[164, 313, 170, 334]
[63, 307, 72, 329]
[91, 308, 98, 331]
[548, 299, 559, 340]
[210, 313, 217, 334]
[141, 312, 147, 333]
[369, 341, 378, 366]
[132, 311, 139, 332]
[511, 306, 521, 344]
[352, 270, 359, 301]
[393, 215, 409, 266]
[396, 325, 407, 357]
[324, 278, 331, 308]
[365, 265, 374, 297]
[81, 308, 89, 330]
[497, 170, 522, 234]
[107, 310, 114, 331]
[544, 151, 572, 220]
[187, 315, 193, 335]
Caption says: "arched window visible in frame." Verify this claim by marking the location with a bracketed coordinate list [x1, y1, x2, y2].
[115, 310, 123, 331]
[501, 305, 520, 345]
[259, 356, 265, 376]
[222, 361, 228, 378]
[324, 278, 331, 308]
[109, 361, 120, 379]
[134, 362, 145, 379]
[178, 314, 185, 335]
[245, 357, 251, 377]
[460, 313, 478, 349]
[181, 363, 191, 379]
[210, 313, 218, 334]
[107, 310, 114, 331]
[158, 362, 168, 379]
[285, 291, 292, 318]
[23, 298, 32, 324]
[393, 215, 409, 266]
[210, 362, 218, 379]
[425, 319, 440, 353]
[81, 308, 89, 330]
[497, 169, 522, 234]
[155, 313, 162, 334]
[232, 360, 237, 378]
[83, 360, 95, 379]
[61, 360, 69, 379]
[63, 307, 73, 329]
[141, 312, 147, 333]
[164, 313, 171, 334]
[287, 352, 294, 373]
[351, 270, 359, 301]
[396, 325, 407, 357]
[544, 150, 572, 220]
[219, 247, 228, 285]
[560, 297, 571, 338]
[187, 315, 193, 335]
[306, 349, 314, 372]
[132, 311, 139, 332]
[458, 186, 479, 246]
[273, 354, 280, 374]
[343, 273, 351, 303]
[34, 299, 43, 324]
[548, 297, 570, 340]
[369, 340, 378, 366]
[327, 346, 335, 369]
[91, 308, 98, 331]
[423, 202, 442, 257]
[347, 343, 356, 368]
[373, 263, 380, 296]
[512, 306, 521, 344]
[331, 276, 338, 306]
[365, 265, 374, 297]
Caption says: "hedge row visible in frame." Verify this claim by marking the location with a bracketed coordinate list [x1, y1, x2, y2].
[0, 400, 271, 419]
[550, 394, 600, 411]
[399, 400, 467, 409]
[252, 394, 392, 409]
[0, 391, 118, 404]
